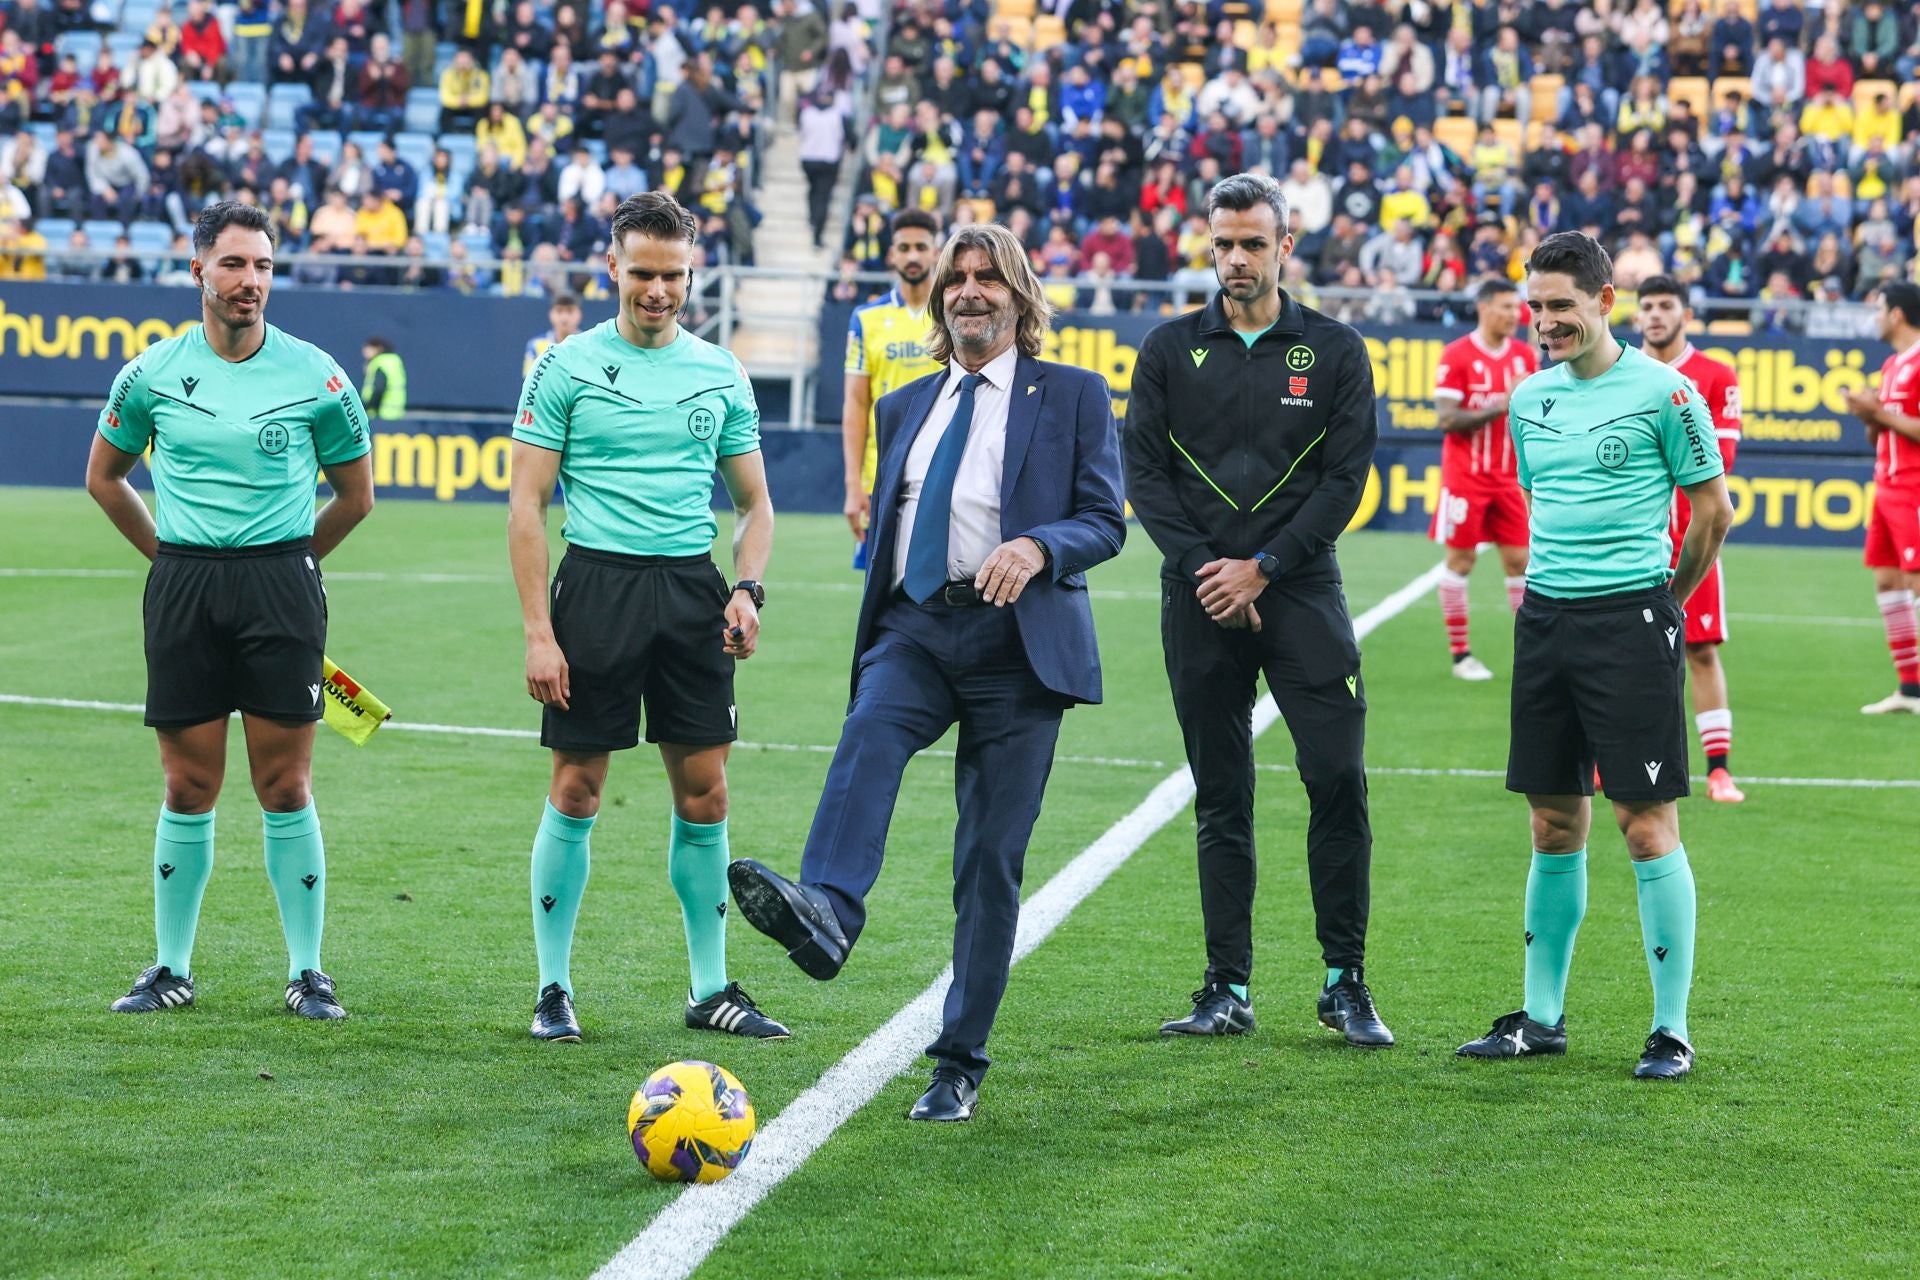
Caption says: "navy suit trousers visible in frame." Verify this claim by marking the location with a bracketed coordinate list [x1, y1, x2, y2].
[799, 594, 1067, 1086]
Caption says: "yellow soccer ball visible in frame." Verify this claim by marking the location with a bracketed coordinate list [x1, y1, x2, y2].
[627, 1061, 757, 1183]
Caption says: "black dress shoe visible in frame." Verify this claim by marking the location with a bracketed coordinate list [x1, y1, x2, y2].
[727, 859, 850, 980]
[907, 1068, 977, 1122]
[1159, 982, 1255, 1035]
[1316, 966, 1395, 1047]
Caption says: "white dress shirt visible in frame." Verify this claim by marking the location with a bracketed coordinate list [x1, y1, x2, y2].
[892, 344, 1019, 592]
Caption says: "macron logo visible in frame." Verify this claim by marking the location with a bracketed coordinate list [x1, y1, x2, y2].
[1665, 626, 1678, 649]
[1644, 760, 1663, 785]
[1189, 348, 1209, 369]
[309, 683, 322, 706]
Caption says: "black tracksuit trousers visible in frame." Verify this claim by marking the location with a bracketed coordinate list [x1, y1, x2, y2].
[1160, 574, 1372, 985]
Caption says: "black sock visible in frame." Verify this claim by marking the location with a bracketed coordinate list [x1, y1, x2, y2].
[1707, 752, 1728, 773]
[1452, 651, 1470, 665]
[1901, 681, 1920, 698]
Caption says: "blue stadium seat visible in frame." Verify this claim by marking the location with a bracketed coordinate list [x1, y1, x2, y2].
[127, 222, 172, 255]
[404, 88, 442, 135]
[347, 129, 388, 156]
[28, 122, 56, 150]
[421, 231, 450, 259]
[37, 217, 77, 246]
[437, 133, 476, 170]
[309, 131, 342, 165]
[54, 31, 98, 65]
[84, 218, 127, 245]
[261, 127, 296, 161]
[226, 82, 266, 128]
[394, 131, 436, 173]
[105, 32, 143, 60]
[267, 83, 312, 131]
[460, 228, 491, 257]
[186, 80, 223, 106]
[122, 0, 161, 27]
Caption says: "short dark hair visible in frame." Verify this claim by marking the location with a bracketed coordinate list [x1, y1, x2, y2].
[1525, 231, 1613, 297]
[192, 200, 276, 255]
[1637, 274, 1687, 303]
[551, 291, 581, 309]
[1474, 276, 1517, 302]
[364, 335, 392, 352]
[1879, 282, 1920, 328]
[609, 191, 697, 250]
[889, 208, 940, 242]
[1208, 171, 1289, 229]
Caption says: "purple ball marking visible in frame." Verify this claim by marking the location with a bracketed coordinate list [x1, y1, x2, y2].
[670, 1142, 703, 1181]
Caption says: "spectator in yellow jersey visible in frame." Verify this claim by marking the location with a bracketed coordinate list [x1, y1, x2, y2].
[439, 49, 489, 134]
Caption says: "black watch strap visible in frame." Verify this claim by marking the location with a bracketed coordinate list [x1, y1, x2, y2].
[732, 579, 765, 608]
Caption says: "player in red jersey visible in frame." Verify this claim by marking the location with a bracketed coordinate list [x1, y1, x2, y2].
[1637, 277, 1747, 801]
[1846, 282, 1920, 715]
[1430, 277, 1538, 680]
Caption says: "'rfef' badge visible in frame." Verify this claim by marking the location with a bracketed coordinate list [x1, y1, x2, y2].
[687, 407, 717, 441]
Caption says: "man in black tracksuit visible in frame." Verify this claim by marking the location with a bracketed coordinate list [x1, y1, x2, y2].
[1125, 173, 1394, 1048]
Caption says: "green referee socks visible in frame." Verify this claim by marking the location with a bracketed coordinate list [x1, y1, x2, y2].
[1634, 846, 1696, 1041]
[669, 814, 730, 1002]
[531, 801, 595, 996]
[262, 802, 326, 982]
[1522, 848, 1587, 1027]
[153, 806, 215, 977]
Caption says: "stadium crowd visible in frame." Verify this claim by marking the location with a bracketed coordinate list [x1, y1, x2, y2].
[822, 0, 1920, 331]
[0, 0, 874, 291]
[3, 0, 1920, 327]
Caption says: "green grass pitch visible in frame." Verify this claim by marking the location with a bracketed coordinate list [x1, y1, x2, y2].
[0, 487, 1913, 1278]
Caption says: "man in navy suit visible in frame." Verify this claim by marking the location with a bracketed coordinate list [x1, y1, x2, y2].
[730, 223, 1125, 1122]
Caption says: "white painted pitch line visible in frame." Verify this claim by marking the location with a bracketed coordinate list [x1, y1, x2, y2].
[588, 562, 1447, 1280]
[4, 692, 1915, 789]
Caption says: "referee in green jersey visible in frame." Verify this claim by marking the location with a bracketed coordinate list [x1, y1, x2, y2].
[508, 192, 787, 1043]
[1458, 233, 1732, 1080]
[88, 201, 376, 1020]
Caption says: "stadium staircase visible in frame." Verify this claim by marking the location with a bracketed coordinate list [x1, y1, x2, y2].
[728, 104, 856, 393]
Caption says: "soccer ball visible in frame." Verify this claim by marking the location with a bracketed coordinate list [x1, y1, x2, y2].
[627, 1061, 756, 1183]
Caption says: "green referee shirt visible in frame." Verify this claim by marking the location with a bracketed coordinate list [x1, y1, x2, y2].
[1509, 341, 1725, 599]
[97, 324, 371, 547]
[511, 320, 761, 557]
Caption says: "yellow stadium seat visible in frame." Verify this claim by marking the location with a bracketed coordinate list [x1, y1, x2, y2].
[995, 14, 1032, 48]
[1711, 75, 1751, 106]
[1030, 14, 1064, 48]
[1266, 0, 1303, 23]
[1832, 170, 1853, 199]
[1854, 79, 1897, 111]
[1493, 117, 1523, 155]
[1434, 115, 1477, 156]
[1233, 20, 1257, 49]
[1529, 74, 1563, 122]
[994, 0, 1034, 18]
[1525, 120, 1554, 151]
[1320, 68, 1345, 92]
[1666, 77, 1709, 114]
[1903, 83, 1920, 112]
[1706, 318, 1753, 336]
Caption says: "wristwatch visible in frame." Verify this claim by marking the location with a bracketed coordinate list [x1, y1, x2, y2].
[1253, 552, 1282, 580]
[732, 580, 765, 608]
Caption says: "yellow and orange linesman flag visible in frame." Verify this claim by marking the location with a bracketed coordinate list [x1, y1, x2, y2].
[320, 657, 392, 747]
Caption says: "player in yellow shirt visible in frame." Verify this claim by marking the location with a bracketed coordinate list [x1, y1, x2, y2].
[841, 208, 940, 567]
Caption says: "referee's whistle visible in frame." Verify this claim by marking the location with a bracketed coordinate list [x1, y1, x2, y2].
[729, 627, 744, 641]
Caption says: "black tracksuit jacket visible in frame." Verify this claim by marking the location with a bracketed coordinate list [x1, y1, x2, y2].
[1125, 290, 1378, 585]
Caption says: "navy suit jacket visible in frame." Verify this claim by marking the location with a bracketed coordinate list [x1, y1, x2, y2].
[855, 353, 1126, 707]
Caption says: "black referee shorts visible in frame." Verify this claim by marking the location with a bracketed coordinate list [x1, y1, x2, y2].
[143, 538, 327, 728]
[541, 546, 738, 753]
[1506, 585, 1690, 803]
